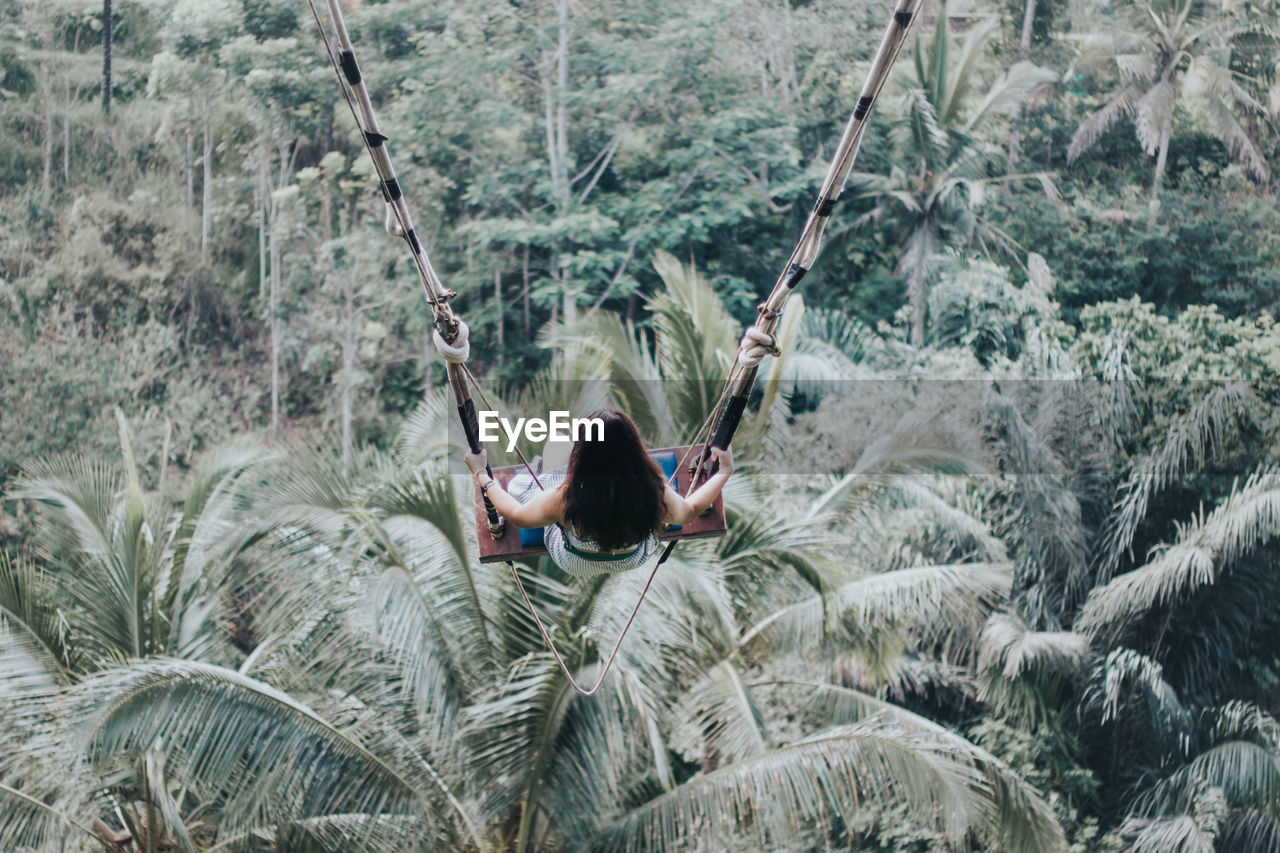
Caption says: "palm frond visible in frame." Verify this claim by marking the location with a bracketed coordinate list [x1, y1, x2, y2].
[393, 385, 455, 468]
[741, 562, 1011, 653]
[165, 441, 277, 660]
[1134, 79, 1176, 155]
[1142, 741, 1280, 815]
[463, 657, 579, 830]
[591, 720, 987, 852]
[13, 452, 165, 660]
[0, 553, 71, 690]
[795, 679, 1068, 851]
[1200, 91, 1270, 180]
[977, 613, 1088, 726]
[964, 61, 1057, 133]
[1121, 813, 1217, 853]
[647, 251, 740, 435]
[1068, 82, 1142, 162]
[540, 311, 677, 442]
[1081, 468, 1280, 636]
[1220, 809, 1280, 852]
[935, 17, 1000, 125]
[670, 661, 771, 767]
[78, 659, 477, 850]
[0, 782, 98, 852]
[1083, 648, 1192, 751]
[1098, 382, 1257, 581]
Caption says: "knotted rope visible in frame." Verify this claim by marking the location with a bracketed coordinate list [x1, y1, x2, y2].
[432, 319, 471, 364]
[736, 327, 781, 368]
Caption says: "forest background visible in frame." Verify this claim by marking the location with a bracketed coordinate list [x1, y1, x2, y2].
[3, 0, 1280, 850]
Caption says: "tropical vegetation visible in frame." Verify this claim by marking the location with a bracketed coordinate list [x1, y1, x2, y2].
[2, 0, 1280, 850]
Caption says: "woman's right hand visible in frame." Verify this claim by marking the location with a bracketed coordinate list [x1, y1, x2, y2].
[709, 446, 733, 476]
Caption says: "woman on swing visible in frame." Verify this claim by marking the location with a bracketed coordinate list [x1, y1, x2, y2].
[465, 408, 733, 576]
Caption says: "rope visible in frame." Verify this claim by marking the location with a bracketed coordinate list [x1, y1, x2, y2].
[306, 0, 456, 324]
[736, 327, 780, 368]
[506, 540, 674, 696]
[432, 319, 471, 364]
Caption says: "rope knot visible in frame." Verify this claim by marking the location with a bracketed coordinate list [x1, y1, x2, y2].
[737, 327, 780, 367]
[432, 319, 471, 364]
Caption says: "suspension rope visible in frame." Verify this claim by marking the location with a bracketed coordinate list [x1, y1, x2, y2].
[305, 0, 453, 321]
[709, 0, 926, 441]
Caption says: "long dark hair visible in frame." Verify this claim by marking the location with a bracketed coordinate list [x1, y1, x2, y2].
[561, 408, 666, 551]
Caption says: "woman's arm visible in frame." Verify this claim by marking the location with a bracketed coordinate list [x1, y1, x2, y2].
[465, 452, 564, 529]
[663, 447, 733, 526]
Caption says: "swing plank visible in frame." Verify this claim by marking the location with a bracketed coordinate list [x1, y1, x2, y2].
[474, 445, 727, 564]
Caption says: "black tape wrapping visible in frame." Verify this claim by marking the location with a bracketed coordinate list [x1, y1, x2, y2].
[814, 196, 837, 217]
[364, 130, 388, 148]
[783, 262, 808, 289]
[710, 393, 750, 453]
[406, 228, 422, 255]
[339, 51, 361, 85]
[459, 398, 482, 453]
[380, 177, 402, 202]
[894, 10, 914, 26]
[853, 96, 873, 120]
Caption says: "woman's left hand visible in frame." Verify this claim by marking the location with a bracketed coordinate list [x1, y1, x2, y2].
[464, 450, 489, 476]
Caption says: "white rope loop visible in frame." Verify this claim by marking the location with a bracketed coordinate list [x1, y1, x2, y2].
[384, 202, 405, 237]
[432, 318, 471, 364]
[736, 326, 780, 367]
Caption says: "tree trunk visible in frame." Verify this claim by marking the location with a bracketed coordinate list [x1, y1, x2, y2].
[542, 0, 576, 326]
[201, 106, 212, 259]
[186, 128, 195, 212]
[267, 137, 296, 435]
[341, 274, 354, 475]
[321, 171, 333, 243]
[42, 106, 53, 194]
[522, 244, 531, 340]
[257, 145, 267, 299]
[62, 111, 70, 183]
[1151, 110, 1172, 203]
[63, 28, 82, 183]
[494, 269, 504, 368]
[908, 267, 927, 347]
[1006, 0, 1037, 168]
[101, 0, 112, 114]
[269, 215, 281, 436]
[37, 29, 53, 193]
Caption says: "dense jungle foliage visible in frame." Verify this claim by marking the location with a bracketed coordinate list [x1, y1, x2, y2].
[3, 0, 1280, 850]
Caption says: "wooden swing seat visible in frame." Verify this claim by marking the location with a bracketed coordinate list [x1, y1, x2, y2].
[474, 445, 727, 563]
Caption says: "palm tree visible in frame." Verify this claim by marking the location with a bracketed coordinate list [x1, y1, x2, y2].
[0, 263, 1069, 851]
[1066, 0, 1273, 200]
[470, 254, 1067, 851]
[0, 431, 486, 850]
[851, 2, 1056, 345]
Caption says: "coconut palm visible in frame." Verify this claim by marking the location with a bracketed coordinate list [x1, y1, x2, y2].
[850, 2, 1057, 345]
[1066, 0, 1274, 200]
[0, 433, 489, 851]
[0, 259, 1072, 851]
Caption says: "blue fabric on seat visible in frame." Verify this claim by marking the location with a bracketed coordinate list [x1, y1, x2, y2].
[652, 451, 682, 532]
